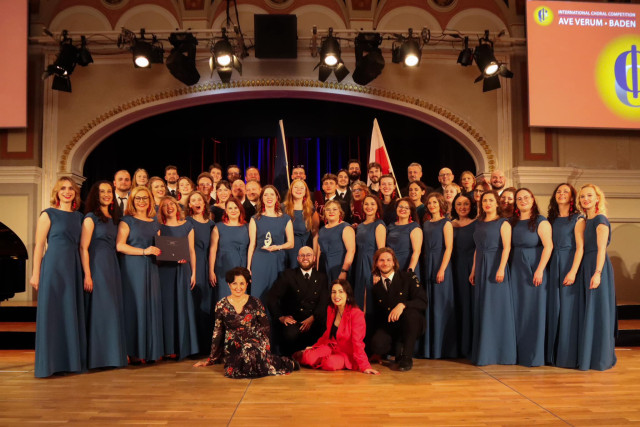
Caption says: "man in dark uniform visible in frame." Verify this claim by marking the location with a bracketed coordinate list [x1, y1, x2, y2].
[370, 247, 427, 371]
[267, 246, 328, 356]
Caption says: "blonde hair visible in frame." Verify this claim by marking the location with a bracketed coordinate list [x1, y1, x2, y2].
[50, 176, 81, 210]
[126, 186, 156, 218]
[284, 179, 314, 231]
[324, 199, 345, 222]
[459, 171, 476, 191]
[579, 183, 607, 217]
[132, 168, 149, 188]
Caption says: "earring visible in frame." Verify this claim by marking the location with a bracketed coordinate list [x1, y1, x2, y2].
[56, 201, 60, 208]
[595, 202, 599, 214]
[275, 201, 280, 212]
[514, 207, 520, 216]
[72, 201, 77, 210]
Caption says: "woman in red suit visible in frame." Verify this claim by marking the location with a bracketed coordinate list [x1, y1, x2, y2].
[297, 280, 380, 374]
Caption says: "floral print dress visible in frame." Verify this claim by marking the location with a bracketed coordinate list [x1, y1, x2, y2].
[208, 296, 296, 378]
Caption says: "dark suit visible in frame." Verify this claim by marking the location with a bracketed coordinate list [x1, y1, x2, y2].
[267, 268, 328, 355]
[242, 199, 256, 221]
[371, 270, 427, 359]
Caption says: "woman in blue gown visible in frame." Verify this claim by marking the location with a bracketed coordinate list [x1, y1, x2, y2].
[379, 175, 399, 225]
[451, 193, 476, 358]
[156, 196, 199, 360]
[353, 195, 386, 313]
[317, 200, 356, 283]
[577, 184, 617, 371]
[211, 180, 231, 223]
[422, 192, 457, 359]
[248, 186, 294, 302]
[547, 183, 585, 367]
[210, 198, 249, 300]
[408, 181, 428, 225]
[31, 177, 86, 378]
[387, 197, 422, 277]
[509, 188, 553, 367]
[116, 186, 164, 364]
[149, 176, 167, 213]
[470, 190, 517, 366]
[283, 179, 319, 268]
[79, 181, 127, 370]
[185, 191, 216, 355]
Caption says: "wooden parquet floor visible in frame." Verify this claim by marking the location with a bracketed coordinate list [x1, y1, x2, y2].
[1, 348, 639, 426]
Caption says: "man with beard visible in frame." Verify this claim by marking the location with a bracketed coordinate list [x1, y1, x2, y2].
[267, 246, 328, 356]
[402, 162, 433, 197]
[245, 180, 261, 218]
[165, 165, 179, 197]
[347, 159, 362, 184]
[113, 169, 132, 216]
[367, 162, 382, 196]
[490, 169, 507, 195]
[370, 247, 427, 371]
[231, 179, 255, 221]
[245, 166, 260, 184]
[226, 164, 241, 183]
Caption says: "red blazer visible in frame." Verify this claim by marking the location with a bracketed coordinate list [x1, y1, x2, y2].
[313, 304, 371, 372]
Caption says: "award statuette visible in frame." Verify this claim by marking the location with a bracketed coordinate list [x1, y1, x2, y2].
[263, 231, 272, 248]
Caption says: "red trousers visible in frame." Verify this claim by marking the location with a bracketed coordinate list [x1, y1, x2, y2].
[300, 344, 347, 371]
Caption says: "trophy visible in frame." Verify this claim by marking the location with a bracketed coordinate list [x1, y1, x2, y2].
[264, 231, 272, 248]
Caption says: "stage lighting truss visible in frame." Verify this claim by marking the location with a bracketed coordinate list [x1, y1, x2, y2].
[209, 28, 243, 83]
[118, 28, 164, 68]
[42, 30, 93, 93]
[470, 30, 513, 92]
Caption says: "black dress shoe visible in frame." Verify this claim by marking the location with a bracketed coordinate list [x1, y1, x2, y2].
[398, 356, 413, 371]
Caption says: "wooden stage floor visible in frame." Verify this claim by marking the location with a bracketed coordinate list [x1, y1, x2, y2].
[1, 348, 639, 426]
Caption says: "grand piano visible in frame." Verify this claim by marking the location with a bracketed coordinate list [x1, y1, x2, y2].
[0, 222, 28, 301]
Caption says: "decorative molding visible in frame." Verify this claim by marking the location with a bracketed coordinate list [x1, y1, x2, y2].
[0, 166, 43, 184]
[60, 78, 497, 172]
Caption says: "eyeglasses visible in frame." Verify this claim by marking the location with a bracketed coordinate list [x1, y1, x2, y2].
[198, 183, 212, 188]
[352, 188, 363, 193]
[298, 253, 314, 258]
[439, 173, 453, 177]
[134, 196, 150, 202]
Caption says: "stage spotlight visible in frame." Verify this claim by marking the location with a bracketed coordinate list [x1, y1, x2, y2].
[131, 29, 164, 68]
[352, 32, 384, 86]
[392, 29, 422, 67]
[209, 29, 242, 83]
[457, 36, 473, 67]
[314, 28, 350, 82]
[42, 30, 93, 92]
[166, 32, 200, 86]
[473, 31, 513, 92]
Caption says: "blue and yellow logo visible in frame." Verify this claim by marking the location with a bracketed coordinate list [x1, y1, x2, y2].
[533, 6, 554, 26]
[596, 35, 640, 121]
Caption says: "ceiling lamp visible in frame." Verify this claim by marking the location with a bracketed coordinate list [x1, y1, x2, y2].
[42, 31, 93, 93]
[473, 30, 513, 92]
[352, 33, 384, 86]
[392, 28, 424, 67]
[166, 32, 200, 86]
[315, 28, 349, 82]
[209, 28, 242, 83]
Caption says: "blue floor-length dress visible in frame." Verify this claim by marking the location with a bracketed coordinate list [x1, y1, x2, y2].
[422, 218, 458, 359]
[578, 214, 617, 371]
[471, 217, 517, 366]
[120, 216, 164, 361]
[34, 208, 86, 378]
[286, 209, 312, 268]
[214, 223, 249, 300]
[186, 216, 215, 354]
[84, 212, 127, 370]
[550, 214, 583, 368]
[318, 221, 350, 283]
[387, 221, 421, 278]
[251, 214, 291, 301]
[158, 222, 199, 359]
[452, 221, 476, 358]
[354, 220, 386, 312]
[510, 216, 549, 367]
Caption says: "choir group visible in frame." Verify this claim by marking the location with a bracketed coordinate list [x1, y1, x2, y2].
[29, 160, 617, 378]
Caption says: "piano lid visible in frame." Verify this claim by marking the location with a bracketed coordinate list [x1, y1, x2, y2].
[0, 222, 28, 259]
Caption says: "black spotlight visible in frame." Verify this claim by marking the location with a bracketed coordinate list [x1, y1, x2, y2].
[457, 36, 473, 67]
[209, 29, 242, 83]
[42, 30, 92, 92]
[392, 28, 422, 67]
[473, 31, 513, 92]
[315, 28, 349, 82]
[352, 33, 384, 86]
[131, 29, 164, 68]
[166, 32, 200, 85]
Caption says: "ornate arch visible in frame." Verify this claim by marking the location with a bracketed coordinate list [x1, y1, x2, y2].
[63, 80, 495, 177]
